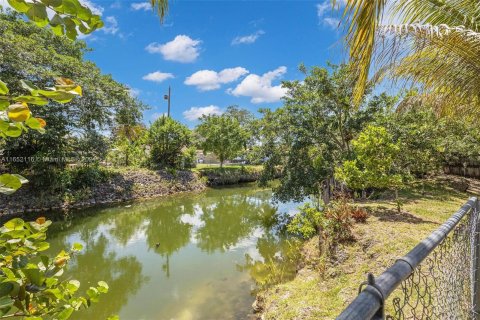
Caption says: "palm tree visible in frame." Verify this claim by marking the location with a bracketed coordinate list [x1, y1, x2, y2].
[339, 0, 480, 115]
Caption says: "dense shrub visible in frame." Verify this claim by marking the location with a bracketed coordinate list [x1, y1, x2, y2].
[29, 165, 113, 194]
[149, 117, 192, 169]
[287, 197, 358, 256]
[287, 203, 323, 239]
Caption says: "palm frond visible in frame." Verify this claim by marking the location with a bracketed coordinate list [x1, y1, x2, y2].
[339, 0, 387, 106]
[150, 0, 169, 22]
[390, 0, 480, 32]
[377, 23, 480, 114]
[340, 0, 480, 107]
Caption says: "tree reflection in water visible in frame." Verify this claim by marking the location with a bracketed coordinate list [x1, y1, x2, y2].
[46, 184, 302, 318]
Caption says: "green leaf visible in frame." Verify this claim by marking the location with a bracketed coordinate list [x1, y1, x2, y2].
[22, 267, 43, 286]
[35, 90, 75, 103]
[4, 218, 24, 231]
[40, 0, 62, 6]
[25, 117, 42, 130]
[49, 13, 63, 27]
[0, 175, 23, 195]
[35, 241, 50, 252]
[0, 119, 8, 132]
[0, 80, 8, 95]
[20, 80, 39, 93]
[97, 281, 108, 293]
[66, 280, 80, 293]
[50, 24, 65, 36]
[0, 100, 9, 111]
[72, 243, 83, 251]
[56, 306, 74, 320]
[0, 296, 13, 309]
[63, 16, 78, 40]
[4, 124, 23, 138]
[14, 95, 48, 106]
[7, 0, 31, 13]
[12, 174, 28, 185]
[1, 269, 16, 281]
[26, 3, 49, 27]
[86, 287, 99, 302]
[44, 288, 62, 300]
[0, 283, 14, 297]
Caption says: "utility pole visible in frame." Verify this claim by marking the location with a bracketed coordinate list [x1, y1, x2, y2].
[164, 86, 171, 117]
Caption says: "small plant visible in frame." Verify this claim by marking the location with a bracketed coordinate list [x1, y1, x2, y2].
[350, 207, 369, 223]
[287, 197, 356, 257]
[324, 197, 355, 243]
[287, 203, 323, 240]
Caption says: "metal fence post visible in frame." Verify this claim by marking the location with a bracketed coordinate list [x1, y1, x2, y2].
[473, 198, 480, 320]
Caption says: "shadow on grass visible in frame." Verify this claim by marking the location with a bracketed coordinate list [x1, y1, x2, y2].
[368, 206, 438, 225]
[375, 180, 471, 206]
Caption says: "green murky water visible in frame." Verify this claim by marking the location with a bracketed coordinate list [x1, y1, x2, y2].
[47, 184, 301, 320]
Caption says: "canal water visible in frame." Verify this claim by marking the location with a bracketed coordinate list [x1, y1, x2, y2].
[47, 184, 301, 320]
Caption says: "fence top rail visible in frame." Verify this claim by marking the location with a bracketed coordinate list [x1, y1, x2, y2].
[336, 197, 478, 320]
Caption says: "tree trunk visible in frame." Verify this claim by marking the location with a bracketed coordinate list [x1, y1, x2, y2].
[322, 179, 331, 205]
[317, 225, 324, 257]
[395, 189, 400, 212]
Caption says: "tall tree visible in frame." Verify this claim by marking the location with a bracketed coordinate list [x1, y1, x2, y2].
[258, 64, 391, 204]
[196, 114, 248, 168]
[148, 116, 192, 168]
[0, 12, 145, 174]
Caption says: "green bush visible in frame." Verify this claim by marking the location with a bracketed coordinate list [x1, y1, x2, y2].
[69, 166, 112, 190]
[149, 117, 192, 169]
[287, 198, 355, 251]
[180, 146, 197, 169]
[29, 166, 113, 194]
[287, 203, 323, 239]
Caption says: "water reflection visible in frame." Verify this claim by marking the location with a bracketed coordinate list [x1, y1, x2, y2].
[47, 185, 300, 320]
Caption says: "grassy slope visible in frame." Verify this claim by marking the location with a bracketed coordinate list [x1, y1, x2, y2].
[260, 178, 474, 319]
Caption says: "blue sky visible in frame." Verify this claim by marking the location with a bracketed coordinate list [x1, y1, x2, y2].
[78, 0, 348, 126]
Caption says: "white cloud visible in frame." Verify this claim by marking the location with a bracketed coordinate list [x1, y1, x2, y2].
[146, 35, 201, 63]
[102, 16, 119, 34]
[183, 105, 223, 121]
[316, 1, 345, 29]
[228, 66, 287, 104]
[231, 30, 265, 45]
[323, 17, 339, 29]
[184, 67, 249, 91]
[316, 2, 331, 17]
[142, 71, 174, 83]
[79, 0, 104, 16]
[131, 2, 151, 11]
[110, 1, 122, 9]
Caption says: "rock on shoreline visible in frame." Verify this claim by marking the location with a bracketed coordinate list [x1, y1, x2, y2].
[0, 169, 206, 217]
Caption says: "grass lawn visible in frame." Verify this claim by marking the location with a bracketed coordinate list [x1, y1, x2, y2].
[259, 176, 476, 319]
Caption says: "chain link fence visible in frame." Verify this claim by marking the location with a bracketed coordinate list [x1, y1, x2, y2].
[337, 197, 480, 320]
